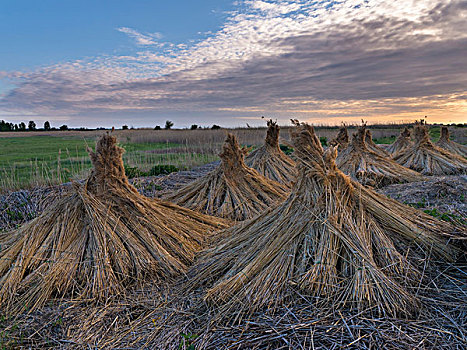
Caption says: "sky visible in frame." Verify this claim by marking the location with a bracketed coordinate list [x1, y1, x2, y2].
[0, 0, 466, 128]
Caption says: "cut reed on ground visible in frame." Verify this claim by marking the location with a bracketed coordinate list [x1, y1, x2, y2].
[244, 119, 296, 186]
[0, 134, 227, 313]
[189, 123, 462, 322]
[336, 125, 426, 187]
[435, 126, 467, 158]
[393, 123, 467, 175]
[163, 133, 288, 221]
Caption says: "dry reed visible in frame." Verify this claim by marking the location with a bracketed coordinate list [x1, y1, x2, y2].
[329, 125, 349, 149]
[244, 119, 296, 186]
[336, 125, 426, 187]
[188, 123, 462, 323]
[436, 126, 467, 158]
[365, 129, 390, 157]
[163, 133, 288, 221]
[393, 124, 467, 175]
[0, 134, 227, 313]
[387, 126, 412, 154]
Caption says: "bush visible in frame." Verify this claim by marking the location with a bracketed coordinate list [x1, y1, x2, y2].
[148, 164, 179, 176]
[211, 124, 221, 130]
[154, 125, 161, 130]
[190, 124, 198, 130]
[279, 144, 294, 155]
[124, 166, 144, 179]
[122, 125, 129, 130]
[319, 136, 327, 146]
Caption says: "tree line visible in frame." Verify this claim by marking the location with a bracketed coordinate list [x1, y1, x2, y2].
[0, 120, 71, 132]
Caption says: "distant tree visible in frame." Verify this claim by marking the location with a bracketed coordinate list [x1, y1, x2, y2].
[19, 122, 26, 131]
[44, 121, 51, 130]
[0, 120, 13, 131]
[165, 120, 174, 130]
[154, 125, 161, 130]
[190, 124, 198, 130]
[122, 125, 129, 130]
[211, 124, 221, 130]
[59, 125, 69, 131]
[28, 120, 36, 131]
[14, 124, 18, 131]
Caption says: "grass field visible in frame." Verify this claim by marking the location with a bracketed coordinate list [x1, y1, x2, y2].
[0, 134, 217, 191]
[0, 125, 464, 191]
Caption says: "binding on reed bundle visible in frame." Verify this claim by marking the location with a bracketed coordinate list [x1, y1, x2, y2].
[335, 125, 426, 187]
[393, 123, 467, 175]
[163, 134, 288, 221]
[0, 134, 227, 313]
[435, 126, 467, 158]
[189, 124, 462, 322]
[245, 119, 296, 186]
[387, 127, 412, 154]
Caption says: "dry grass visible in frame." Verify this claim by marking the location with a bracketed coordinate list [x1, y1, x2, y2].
[365, 129, 390, 157]
[185, 123, 462, 325]
[393, 124, 467, 175]
[163, 134, 288, 221]
[0, 134, 227, 313]
[436, 126, 467, 158]
[336, 125, 426, 187]
[244, 120, 296, 186]
[387, 126, 412, 154]
[329, 125, 349, 149]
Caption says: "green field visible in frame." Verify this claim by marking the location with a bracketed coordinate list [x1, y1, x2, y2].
[0, 135, 218, 191]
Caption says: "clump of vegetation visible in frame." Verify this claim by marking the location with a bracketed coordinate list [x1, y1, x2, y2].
[245, 120, 296, 186]
[387, 127, 412, 154]
[0, 133, 227, 313]
[163, 133, 288, 221]
[336, 124, 426, 187]
[435, 126, 467, 157]
[188, 123, 462, 322]
[393, 123, 467, 175]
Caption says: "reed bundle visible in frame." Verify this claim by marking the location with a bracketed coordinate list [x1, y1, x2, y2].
[329, 125, 349, 149]
[393, 124, 467, 175]
[163, 134, 288, 221]
[365, 129, 390, 157]
[435, 126, 467, 158]
[0, 134, 226, 312]
[189, 124, 461, 321]
[387, 126, 413, 154]
[244, 119, 296, 186]
[335, 125, 426, 187]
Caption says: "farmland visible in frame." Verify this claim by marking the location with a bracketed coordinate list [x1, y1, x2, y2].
[0, 123, 465, 349]
[1, 124, 464, 191]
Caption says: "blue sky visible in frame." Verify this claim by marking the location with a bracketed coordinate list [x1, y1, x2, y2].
[0, 0, 234, 71]
[1, 0, 466, 128]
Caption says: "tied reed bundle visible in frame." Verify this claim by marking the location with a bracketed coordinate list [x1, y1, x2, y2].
[387, 127, 412, 154]
[163, 134, 288, 221]
[0, 134, 227, 313]
[435, 126, 467, 158]
[189, 124, 461, 322]
[329, 125, 349, 149]
[393, 123, 467, 175]
[364, 129, 390, 157]
[336, 125, 426, 187]
[245, 119, 296, 186]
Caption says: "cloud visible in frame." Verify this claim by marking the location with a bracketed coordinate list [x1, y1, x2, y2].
[117, 27, 163, 46]
[1, 0, 466, 126]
